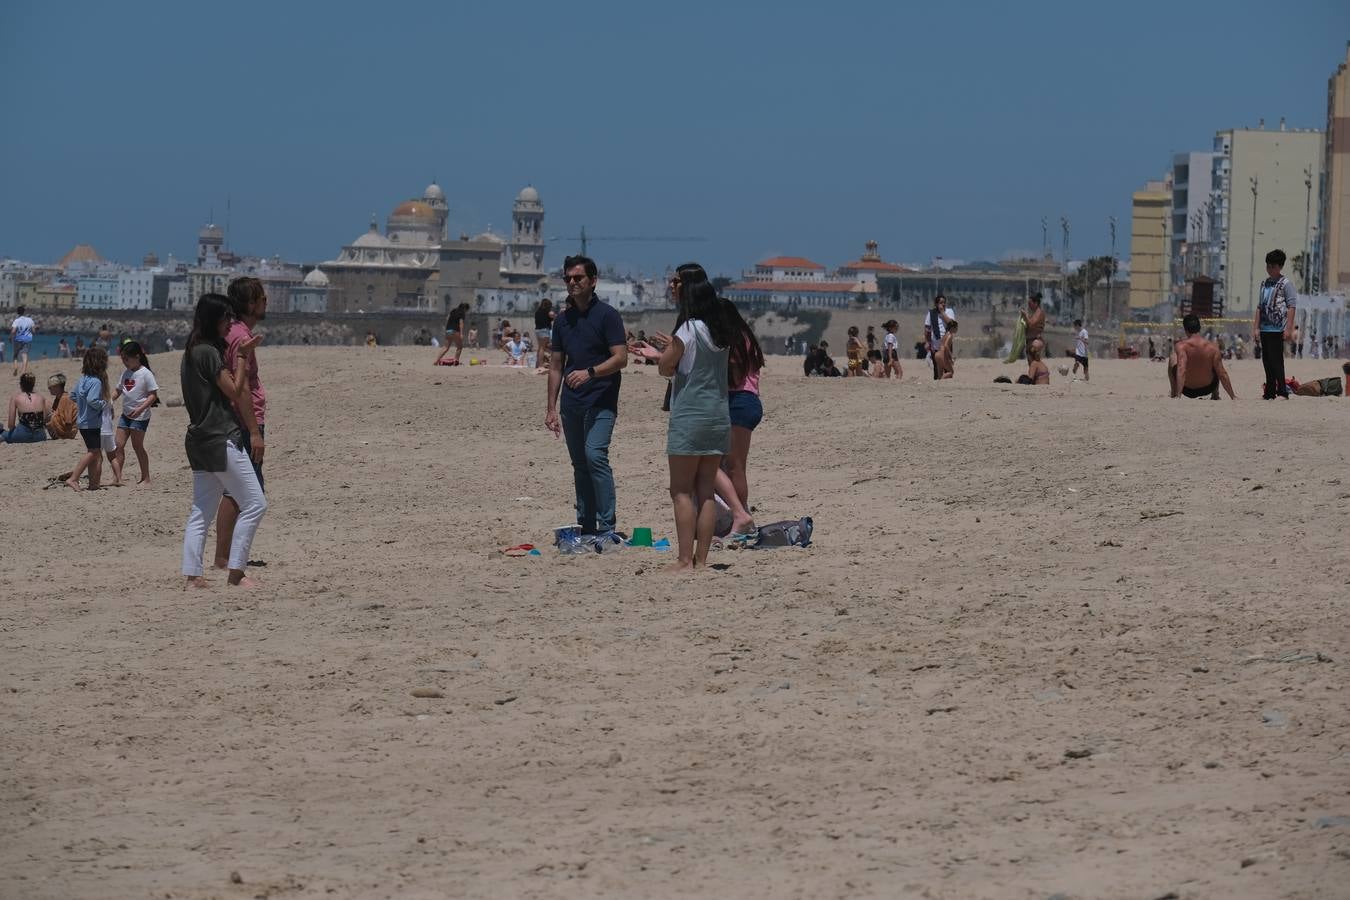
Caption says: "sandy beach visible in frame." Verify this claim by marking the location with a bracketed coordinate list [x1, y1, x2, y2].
[2, 346, 1349, 899]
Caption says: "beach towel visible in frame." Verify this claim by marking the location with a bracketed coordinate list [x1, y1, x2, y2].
[1004, 318, 1026, 363]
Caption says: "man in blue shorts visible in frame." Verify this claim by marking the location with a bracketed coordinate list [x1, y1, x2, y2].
[10, 306, 36, 376]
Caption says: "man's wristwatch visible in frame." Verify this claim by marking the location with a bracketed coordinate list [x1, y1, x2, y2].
[587, 366, 596, 379]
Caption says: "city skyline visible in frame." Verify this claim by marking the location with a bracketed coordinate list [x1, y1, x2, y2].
[1, 0, 1348, 275]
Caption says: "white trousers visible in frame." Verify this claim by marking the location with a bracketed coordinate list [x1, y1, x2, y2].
[181, 440, 267, 575]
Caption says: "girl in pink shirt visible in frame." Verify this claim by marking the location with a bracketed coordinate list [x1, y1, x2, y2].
[716, 299, 764, 539]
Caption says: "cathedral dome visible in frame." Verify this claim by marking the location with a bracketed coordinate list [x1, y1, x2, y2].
[391, 201, 436, 220]
[516, 185, 540, 203]
[353, 230, 390, 248]
[423, 182, 444, 201]
[303, 268, 330, 287]
[473, 230, 506, 245]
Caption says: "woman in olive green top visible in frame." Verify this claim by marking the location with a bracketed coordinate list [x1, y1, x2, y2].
[658, 280, 734, 571]
[180, 294, 266, 589]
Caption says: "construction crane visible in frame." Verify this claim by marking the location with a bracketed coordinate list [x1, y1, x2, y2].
[548, 225, 707, 257]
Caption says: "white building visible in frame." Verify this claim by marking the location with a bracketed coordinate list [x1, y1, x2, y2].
[118, 269, 155, 310]
[290, 268, 331, 313]
[77, 273, 121, 310]
[743, 256, 828, 283]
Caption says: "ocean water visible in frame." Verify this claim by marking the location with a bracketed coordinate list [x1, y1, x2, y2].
[2, 331, 164, 361]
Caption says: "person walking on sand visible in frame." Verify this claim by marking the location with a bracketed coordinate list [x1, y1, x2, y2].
[545, 255, 628, 544]
[1071, 319, 1090, 382]
[10, 305, 36, 376]
[111, 340, 160, 485]
[659, 280, 733, 571]
[1253, 249, 1297, 400]
[214, 278, 269, 571]
[1170, 314, 1236, 400]
[534, 298, 555, 371]
[435, 303, 471, 365]
[181, 293, 265, 589]
[923, 294, 951, 380]
[882, 320, 903, 379]
[65, 347, 111, 490]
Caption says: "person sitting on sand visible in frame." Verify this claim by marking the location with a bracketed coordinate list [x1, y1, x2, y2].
[504, 331, 527, 366]
[1016, 342, 1050, 385]
[803, 342, 840, 377]
[629, 335, 664, 366]
[1169, 314, 1236, 400]
[46, 374, 78, 439]
[2, 372, 50, 443]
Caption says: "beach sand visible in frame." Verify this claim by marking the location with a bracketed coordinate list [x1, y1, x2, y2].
[2, 347, 1348, 899]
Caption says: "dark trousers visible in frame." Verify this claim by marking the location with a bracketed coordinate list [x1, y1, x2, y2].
[1259, 332, 1287, 397]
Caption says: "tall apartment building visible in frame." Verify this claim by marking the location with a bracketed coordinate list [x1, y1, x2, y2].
[1170, 151, 1215, 296]
[1211, 123, 1323, 314]
[1323, 42, 1350, 294]
[1128, 179, 1171, 314]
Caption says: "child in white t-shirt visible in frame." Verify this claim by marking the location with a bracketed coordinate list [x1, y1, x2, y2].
[1071, 318, 1090, 382]
[882, 319, 903, 379]
[111, 340, 160, 484]
[504, 331, 526, 367]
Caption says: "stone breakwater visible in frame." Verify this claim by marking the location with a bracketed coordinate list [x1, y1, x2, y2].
[25, 311, 449, 350]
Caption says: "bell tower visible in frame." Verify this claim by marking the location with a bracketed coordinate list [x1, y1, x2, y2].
[510, 185, 545, 274]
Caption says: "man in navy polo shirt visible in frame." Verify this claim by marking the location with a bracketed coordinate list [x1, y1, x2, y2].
[545, 255, 628, 539]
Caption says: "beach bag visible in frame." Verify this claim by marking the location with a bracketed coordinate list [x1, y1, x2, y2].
[752, 517, 813, 549]
[1319, 376, 1343, 396]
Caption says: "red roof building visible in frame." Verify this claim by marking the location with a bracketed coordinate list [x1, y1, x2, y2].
[837, 241, 911, 278]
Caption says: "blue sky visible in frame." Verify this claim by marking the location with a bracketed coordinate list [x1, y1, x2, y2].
[1, 0, 1347, 276]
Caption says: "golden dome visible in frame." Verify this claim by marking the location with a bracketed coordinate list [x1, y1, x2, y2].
[391, 201, 436, 219]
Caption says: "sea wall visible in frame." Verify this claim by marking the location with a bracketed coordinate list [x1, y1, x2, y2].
[21, 305, 1105, 360]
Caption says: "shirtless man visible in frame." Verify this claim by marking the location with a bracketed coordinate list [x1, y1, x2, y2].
[1169, 314, 1236, 400]
[1020, 293, 1045, 361]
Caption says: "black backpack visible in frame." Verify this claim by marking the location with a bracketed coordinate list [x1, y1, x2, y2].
[752, 517, 813, 549]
